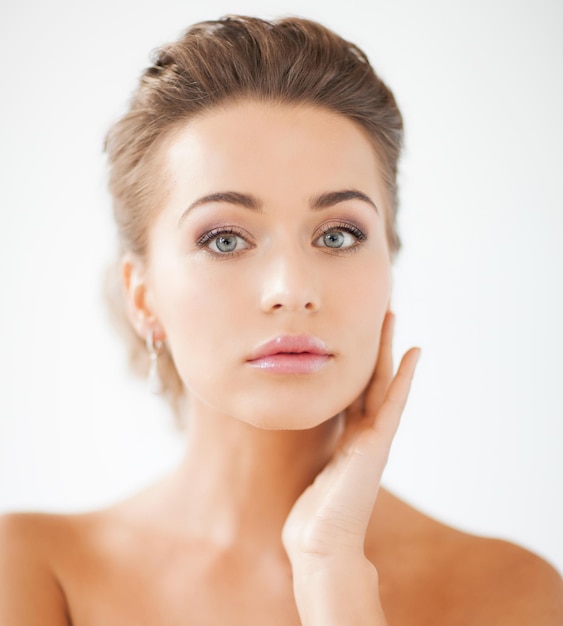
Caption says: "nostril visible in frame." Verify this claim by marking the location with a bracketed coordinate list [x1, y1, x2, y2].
[261, 287, 320, 313]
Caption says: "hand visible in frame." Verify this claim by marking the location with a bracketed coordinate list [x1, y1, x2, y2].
[282, 312, 420, 624]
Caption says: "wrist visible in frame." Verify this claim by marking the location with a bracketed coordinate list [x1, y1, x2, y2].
[291, 556, 387, 626]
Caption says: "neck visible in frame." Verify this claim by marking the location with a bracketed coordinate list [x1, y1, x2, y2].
[169, 400, 344, 552]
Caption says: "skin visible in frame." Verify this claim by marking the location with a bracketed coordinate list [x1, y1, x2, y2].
[1, 101, 561, 625]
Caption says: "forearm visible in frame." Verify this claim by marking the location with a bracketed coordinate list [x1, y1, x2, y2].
[292, 556, 388, 626]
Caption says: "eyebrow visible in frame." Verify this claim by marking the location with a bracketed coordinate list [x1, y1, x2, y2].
[310, 190, 379, 213]
[178, 188, 378, 226]
[178, 191, 261, 226]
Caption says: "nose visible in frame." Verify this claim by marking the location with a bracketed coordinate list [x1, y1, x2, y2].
[260, 248, 320, 314]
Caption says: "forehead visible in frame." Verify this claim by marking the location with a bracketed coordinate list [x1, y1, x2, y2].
[160, 100, 387, 211]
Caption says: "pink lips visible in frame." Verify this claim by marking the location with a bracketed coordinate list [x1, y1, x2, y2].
[246, 335, 333, 374]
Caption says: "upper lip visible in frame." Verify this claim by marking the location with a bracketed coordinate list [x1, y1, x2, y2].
[247, 335, 332, 360]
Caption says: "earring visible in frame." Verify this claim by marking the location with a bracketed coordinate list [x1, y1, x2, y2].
[145, 329, 164, 394]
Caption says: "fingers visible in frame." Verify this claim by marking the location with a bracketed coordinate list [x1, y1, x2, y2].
[363, 311, 395, 423]
[341, 346, 420, 462]
[339, 346, 419, 478]
[346, 311, 395, 423]
[335, 347, 420, 521]
[283, 342, 421, 560]
[371, 347, 421, 444]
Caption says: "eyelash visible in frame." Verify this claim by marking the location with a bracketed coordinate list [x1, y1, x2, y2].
[195, 222, 367, 257]
[315, 222, 367, 253]
[195, 226, 251, 256]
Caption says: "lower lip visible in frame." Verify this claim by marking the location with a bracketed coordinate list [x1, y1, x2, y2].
[247, 353, 332, 374]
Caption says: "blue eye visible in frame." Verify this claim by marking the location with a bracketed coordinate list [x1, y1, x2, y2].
[197, 228, 251, 256]
[319, 230, 352, 248]
[314, 223, 366, 250]
[211, 234, 244, 253]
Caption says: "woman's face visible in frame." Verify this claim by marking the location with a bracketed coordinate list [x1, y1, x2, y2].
[142, 100, 392, 429]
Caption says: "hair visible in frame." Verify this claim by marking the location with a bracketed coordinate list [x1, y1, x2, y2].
[104, 15, 404, 425]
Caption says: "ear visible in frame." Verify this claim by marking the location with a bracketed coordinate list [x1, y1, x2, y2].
[121, 253, 166, 342]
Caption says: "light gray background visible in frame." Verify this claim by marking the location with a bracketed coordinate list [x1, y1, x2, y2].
[1, 0, 561, 572]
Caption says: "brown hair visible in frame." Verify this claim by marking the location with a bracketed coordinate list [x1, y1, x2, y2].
[104, 15, 404, 423]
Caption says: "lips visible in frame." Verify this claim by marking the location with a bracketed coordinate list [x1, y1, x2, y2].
[246, 335, 333, 374]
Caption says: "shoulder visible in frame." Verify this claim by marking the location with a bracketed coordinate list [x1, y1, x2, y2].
[0, 511, 70, 571]
[370, 490, 563, 625]
[0, 512, 73, 624]
[446, 533, 563, 625]
[0, 507, 133, 577]
[0, 509, 88, 557]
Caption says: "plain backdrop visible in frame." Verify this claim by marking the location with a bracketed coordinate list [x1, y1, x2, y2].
[1, 0, 562, 573]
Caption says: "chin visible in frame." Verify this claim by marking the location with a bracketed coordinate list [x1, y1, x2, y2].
[231, 387, 355, 431]
[242, 412, 333, 431]
[183, 359, 373, 431]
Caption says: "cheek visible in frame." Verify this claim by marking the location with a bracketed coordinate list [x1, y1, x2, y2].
[150, 262, 252, 387]
[332, 261, 391, 389]
[331, 257, 391, 331]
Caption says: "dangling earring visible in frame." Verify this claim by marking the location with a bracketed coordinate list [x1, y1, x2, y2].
[145, 329, 164, 394]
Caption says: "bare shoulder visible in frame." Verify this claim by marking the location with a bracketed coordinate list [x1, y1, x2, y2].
[370, 489, 563, 625]
[0, 512, 75, 625]
[0, 509, 89, 561]
[450, 532, 563, 624]
[0, 508, 135, 624]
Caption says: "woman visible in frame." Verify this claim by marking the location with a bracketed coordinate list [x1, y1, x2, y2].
[1, 15, 561, 625]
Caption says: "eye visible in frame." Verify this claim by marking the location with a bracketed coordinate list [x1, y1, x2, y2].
[210, 233, 245, 253]
[196, 227, 252, 256]
[313, 223, 366, 251]
[318, 230, 353, 249]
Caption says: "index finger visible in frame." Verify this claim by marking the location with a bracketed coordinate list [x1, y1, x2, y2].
[371, 346, 421, 445]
